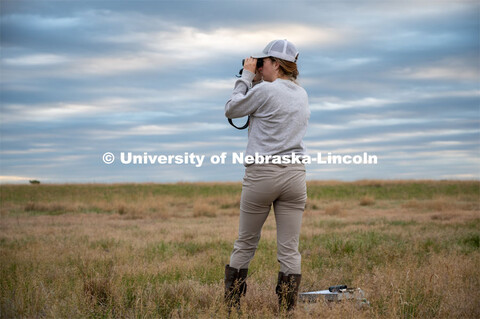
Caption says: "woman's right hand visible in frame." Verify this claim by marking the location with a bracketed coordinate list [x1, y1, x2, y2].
[243, 57, 257, 74]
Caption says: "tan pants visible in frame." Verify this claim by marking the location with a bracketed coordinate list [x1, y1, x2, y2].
[229, 164, 307, 275]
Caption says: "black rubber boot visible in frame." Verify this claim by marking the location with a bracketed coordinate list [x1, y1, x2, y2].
[224, 264, 248, 311]
[275, 272, 302, 312]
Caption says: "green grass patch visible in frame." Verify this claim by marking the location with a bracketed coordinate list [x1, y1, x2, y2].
[307, 181, 479, 201]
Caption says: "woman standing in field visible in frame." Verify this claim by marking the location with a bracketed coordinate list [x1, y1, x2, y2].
[224, 39, 310, 312]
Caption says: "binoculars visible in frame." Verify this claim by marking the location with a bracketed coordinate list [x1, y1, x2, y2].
[242, 58, 264, 69]
[238, 58, 264, 76]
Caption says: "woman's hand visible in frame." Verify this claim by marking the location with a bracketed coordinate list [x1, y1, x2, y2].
[243, 57, 257, 74]
[253, 71, 263, 83]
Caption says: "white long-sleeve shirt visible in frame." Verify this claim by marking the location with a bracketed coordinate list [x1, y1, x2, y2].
[225, 70, 310, 159]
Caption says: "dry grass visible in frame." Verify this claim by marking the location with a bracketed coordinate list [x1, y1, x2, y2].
[193, 200, 217, 218]
[0, 180, 479, 318]
[359, 195, 375, 206]
[324, 203, 344, 216]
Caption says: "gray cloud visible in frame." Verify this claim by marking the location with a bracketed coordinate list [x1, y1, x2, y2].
[1, 0, 478, 183]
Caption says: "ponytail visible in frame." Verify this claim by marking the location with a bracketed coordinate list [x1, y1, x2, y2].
[270, 57, 299, 84]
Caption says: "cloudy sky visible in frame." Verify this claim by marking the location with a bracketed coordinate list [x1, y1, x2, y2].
[1, 0, 479, 183]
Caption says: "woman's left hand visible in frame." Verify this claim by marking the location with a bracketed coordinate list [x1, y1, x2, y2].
[253, 71, 262, 83]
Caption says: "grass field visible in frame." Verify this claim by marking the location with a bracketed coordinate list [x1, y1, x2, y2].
[1, 180, 479, 318]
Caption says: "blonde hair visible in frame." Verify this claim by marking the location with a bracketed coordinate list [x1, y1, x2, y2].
[269, 57, 299, 84]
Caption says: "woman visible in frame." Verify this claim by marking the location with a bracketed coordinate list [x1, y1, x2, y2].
[224, 39, 310, 312]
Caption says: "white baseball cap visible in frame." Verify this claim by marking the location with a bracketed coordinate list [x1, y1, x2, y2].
[252, 39, 299, 63]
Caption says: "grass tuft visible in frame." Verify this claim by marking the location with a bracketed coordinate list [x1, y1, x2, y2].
[359, 195, 375, 206]
[325, 203, 343, 216]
